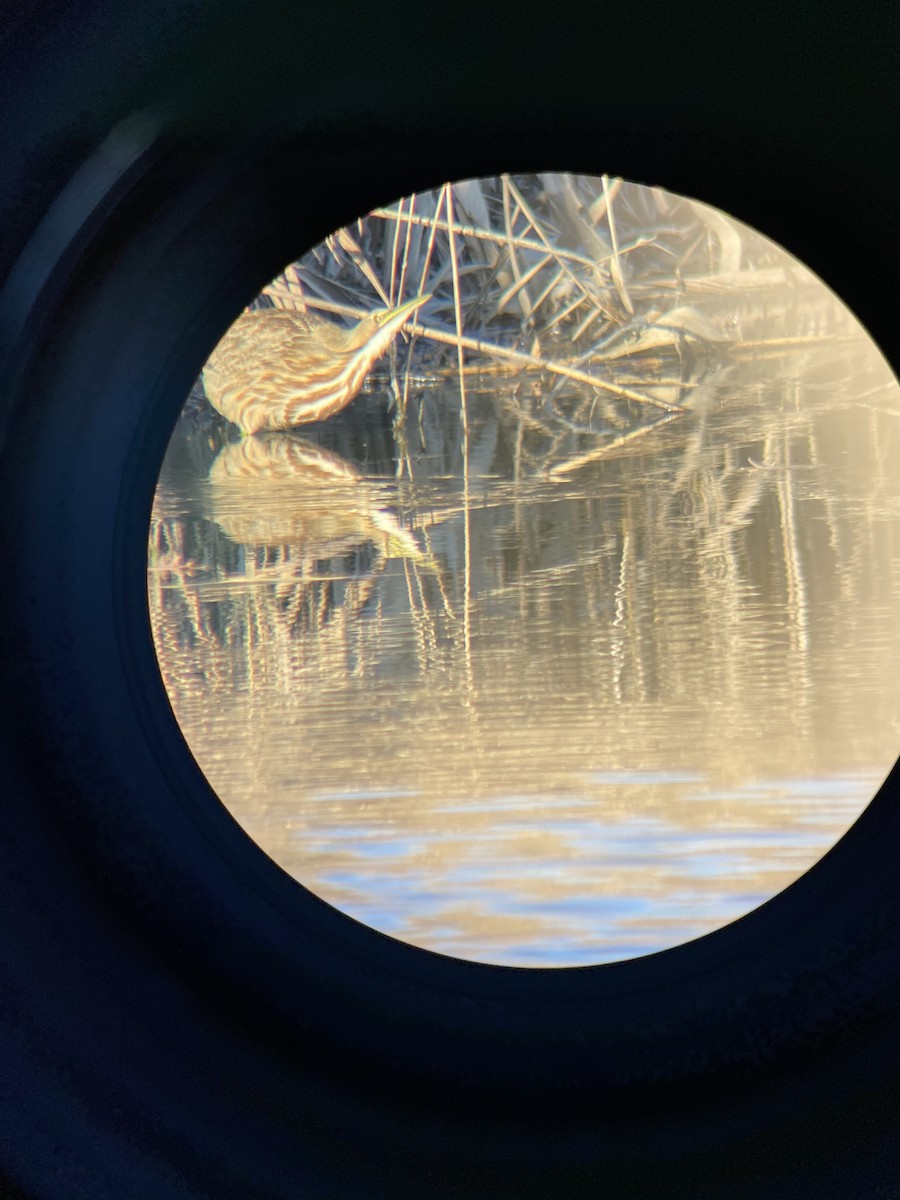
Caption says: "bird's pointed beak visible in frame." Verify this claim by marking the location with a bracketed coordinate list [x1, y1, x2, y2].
[380, 293, 431, 332]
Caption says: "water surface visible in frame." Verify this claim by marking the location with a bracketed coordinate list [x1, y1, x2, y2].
[149, 337, 900, 965]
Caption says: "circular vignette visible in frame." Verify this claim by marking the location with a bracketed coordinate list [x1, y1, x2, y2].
[1, 5, 900, 1199]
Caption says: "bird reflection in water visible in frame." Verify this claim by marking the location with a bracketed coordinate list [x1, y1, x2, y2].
[206, 433, 430, 566]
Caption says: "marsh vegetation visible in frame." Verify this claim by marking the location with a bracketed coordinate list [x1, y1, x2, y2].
[149, 175, 900, 965]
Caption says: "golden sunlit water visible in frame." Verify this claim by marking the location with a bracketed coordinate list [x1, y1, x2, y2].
[149, 175, 900, 966]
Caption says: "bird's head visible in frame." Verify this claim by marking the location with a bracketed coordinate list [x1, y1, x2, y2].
[350, 293, 431, 359]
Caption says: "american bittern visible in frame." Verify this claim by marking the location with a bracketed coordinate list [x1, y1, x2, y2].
[206, 433, 430, 565]
[202, 294, 430, 434]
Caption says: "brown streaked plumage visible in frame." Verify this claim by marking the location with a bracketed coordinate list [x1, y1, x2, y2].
[204, 433, 429, 564]
[201, 294, 430, 435]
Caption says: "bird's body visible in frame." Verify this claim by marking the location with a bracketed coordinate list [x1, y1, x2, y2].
[202, 295, 429, 435]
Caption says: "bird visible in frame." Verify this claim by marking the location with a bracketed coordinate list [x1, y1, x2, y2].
[201, 294, 430, 435]
[205, 432, 432, 566]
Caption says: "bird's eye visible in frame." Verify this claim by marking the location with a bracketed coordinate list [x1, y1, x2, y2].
[149, 173, 900, 968]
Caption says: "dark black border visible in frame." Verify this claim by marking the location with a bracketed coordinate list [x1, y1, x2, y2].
[1, 3, 899, 1197]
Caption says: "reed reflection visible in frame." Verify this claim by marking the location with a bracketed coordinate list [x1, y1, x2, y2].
[149, 174, 900, 966]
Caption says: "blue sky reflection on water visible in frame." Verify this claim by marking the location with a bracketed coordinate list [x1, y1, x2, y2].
[258, 757, 886, 965]
[149, 175, 900, 966]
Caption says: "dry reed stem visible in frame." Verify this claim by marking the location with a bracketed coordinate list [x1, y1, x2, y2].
[370, 206, 604, 269]
[333, 228, 390, 305]
[503, 176, 616, 322]
[602, 173, 633, 315]
[547, 411, 683, 478]
[444, 184, 469, 436]
[405, 322, 685, 412]
[261, 281, 681, 411]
